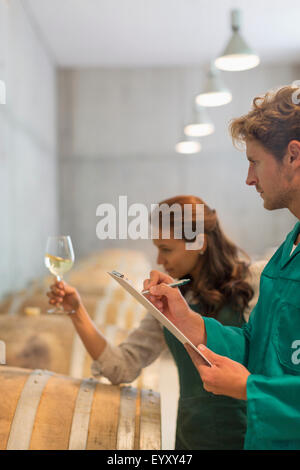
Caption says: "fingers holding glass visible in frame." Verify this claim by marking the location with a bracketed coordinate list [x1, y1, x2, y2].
[44, 235, 75, 314]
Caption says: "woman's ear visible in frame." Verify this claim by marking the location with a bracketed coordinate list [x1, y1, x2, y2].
[199, 234, 207, 255]
[198, 234, 207, 256]
[185, 232, 207, 252]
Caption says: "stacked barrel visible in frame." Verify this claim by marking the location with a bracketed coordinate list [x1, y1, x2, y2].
[0, 249, 162, 450]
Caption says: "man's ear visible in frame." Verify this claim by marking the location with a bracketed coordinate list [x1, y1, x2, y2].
[287, 140, 300, 166]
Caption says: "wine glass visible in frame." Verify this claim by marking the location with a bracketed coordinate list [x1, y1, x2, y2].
[45, 235, 75, 314]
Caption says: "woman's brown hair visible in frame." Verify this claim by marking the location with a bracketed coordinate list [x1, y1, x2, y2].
[152, 195, 254, 318]
[229, 85, 300, 162]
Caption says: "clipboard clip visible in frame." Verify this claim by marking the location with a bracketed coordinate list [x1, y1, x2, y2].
[110, 270, 132, 284]
[111, 270, 125, 278]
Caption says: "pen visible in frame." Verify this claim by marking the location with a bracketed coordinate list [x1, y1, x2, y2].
[141, 278, 191, 295]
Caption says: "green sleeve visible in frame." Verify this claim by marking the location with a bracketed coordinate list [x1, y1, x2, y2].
[203, 316, 251, 366]
[247, 374, 300, 443]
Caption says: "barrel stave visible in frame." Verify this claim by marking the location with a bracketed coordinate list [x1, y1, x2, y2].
[29, 373, 80, 450]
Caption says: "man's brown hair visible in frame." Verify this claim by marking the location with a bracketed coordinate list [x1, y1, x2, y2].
[229, 85, 300, 162]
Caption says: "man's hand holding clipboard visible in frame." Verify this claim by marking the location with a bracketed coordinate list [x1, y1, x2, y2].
[109, 269, 212, 367]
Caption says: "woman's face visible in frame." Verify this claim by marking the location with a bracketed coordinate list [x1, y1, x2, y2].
[153, 236, 204, 279]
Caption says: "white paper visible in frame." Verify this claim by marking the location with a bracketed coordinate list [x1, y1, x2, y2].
[108, 271, 212, 367]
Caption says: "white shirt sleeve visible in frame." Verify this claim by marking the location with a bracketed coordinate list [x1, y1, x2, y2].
[91, 312, 167, 384]
[243, 259, 268, 322]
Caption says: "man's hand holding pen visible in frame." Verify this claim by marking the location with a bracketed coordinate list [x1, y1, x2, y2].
[143, 270, 207, 347]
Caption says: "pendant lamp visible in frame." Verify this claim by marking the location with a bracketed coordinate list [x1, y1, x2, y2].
[195, 63, 232, 107]
[215, 9, 260, 72]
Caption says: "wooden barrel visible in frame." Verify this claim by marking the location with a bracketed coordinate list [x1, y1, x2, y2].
[0, 294, 14, 315]
[41, 248, 151, 297]
[0, 315, 160, 392]
[0, 245, 150, 305]
[0, 289, 32, 316]
[0, 366, 161, 450]
[14, 270, 143, 304]
[0, 247, 150, 317]
[0, 290, 147, 330]
[81, 248, 151, 271]
[66, 267, 147, 297]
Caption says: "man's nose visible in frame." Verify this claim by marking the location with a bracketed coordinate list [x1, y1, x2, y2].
[246, 166, 257, 186]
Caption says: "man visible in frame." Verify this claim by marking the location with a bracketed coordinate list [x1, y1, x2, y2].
[145, 85, 300, 450]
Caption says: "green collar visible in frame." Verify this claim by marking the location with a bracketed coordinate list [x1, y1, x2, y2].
[281, 221, 300, 269]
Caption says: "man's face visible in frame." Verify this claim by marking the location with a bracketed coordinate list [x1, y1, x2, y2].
[245, 139, 292, 210]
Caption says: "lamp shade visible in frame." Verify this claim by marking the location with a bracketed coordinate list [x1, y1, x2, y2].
[215, 31, 260, 71]
[175, 139, 202, 154]
[184, 106, 215, 137]
[195, 66, 232, 107]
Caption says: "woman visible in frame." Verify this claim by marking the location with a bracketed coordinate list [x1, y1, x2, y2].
[48, 195, 262, 450]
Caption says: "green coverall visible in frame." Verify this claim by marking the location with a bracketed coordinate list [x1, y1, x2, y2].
[203, 221, 300, 450]
[164, 302, 247, 450]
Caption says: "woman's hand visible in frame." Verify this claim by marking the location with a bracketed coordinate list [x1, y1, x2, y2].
[47, 280, 82, 314]
[47, 281, 108, 359]
[143, 270, 206, 345]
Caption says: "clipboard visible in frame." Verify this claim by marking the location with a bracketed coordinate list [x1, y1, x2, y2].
[108, 271, 212, 367]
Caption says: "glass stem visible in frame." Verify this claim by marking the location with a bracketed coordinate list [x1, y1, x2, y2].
[55, 276, 63, 311]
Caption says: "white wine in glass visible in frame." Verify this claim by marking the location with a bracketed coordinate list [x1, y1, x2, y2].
[45, 235, 75, 314]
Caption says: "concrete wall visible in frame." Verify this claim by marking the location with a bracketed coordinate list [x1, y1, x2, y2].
[58, 65, 299, 266]
[0, 0, 57, 299]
